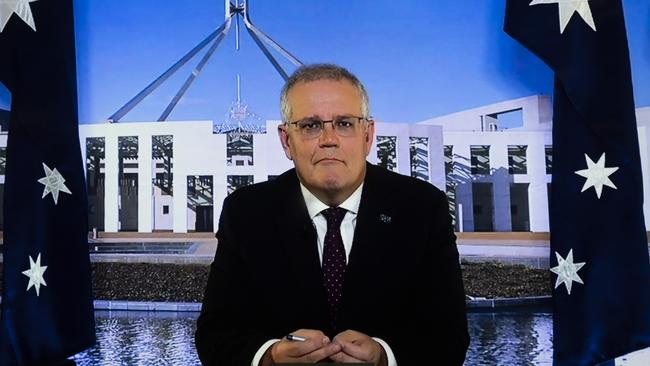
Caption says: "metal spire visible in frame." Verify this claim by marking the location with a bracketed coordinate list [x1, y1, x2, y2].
[236, 74, 241, 103]
[108, 0, 303, 123]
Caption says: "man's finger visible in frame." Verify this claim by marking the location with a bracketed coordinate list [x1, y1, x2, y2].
[333, 329, 361, 343]
[339, 340, 374, 360]
[270, 329, 328, 361]
[301, 341, 342, 363]
[329, 350, 363, 363]
[283, 330, 329, 357]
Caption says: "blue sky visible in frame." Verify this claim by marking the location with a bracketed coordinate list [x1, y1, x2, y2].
[1, 0, 648, 124]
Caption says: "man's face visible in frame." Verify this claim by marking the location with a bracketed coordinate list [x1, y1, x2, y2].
[278, 79, 375, 203]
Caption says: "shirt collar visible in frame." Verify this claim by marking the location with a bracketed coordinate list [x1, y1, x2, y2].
[300, 182, 364, 219]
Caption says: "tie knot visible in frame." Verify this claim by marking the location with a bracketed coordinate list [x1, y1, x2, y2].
[321, 207, 347, 228]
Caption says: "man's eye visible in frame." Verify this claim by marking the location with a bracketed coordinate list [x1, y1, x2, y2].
[299, 120, 322, 130]
[335, 119, 354, 128]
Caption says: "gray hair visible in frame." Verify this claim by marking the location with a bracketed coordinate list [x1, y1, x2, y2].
[280, 64, 371, 123]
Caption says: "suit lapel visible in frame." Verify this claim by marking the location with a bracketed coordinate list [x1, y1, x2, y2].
[344, 164, 394, 298]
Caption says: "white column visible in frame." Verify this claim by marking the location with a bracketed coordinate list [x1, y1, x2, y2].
[527, 141, 550, 232]
[491, 142, 511, 232]
[429, 128, 446, 191]
[104, 135, 119, 232]
[138, 134, 153, 232]
[213, 174, 220, 233]
[397, 130, 410, 177]
[172, 143, 187, 233]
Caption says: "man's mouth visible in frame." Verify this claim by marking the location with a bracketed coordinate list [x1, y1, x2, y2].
[316, 158, 343, 164]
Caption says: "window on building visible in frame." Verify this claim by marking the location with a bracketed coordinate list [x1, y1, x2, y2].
[409, 137, 429, 181]
[85, 137, 106, 231]
[545, 145, 553, 174]
[0, 147, 6, 175]
[470, 145, 490, 175]
[118, 136, 139, 232]
[508, 145, 528, 174]
[227, 131, 254, 166]
[510, 183, 530, 231]
[472, 182, 494, 232]
[443, 145, 458, 229]
[153, 135, 173, 196]
[163, 205, 169, 215]
[187, 175, 214, 232]
[484, 108, 523, 130]
[376, 136, 398, 171]
[187, 176, 213, 204]
[85, 138, 105, 195]
[227, 175, 254, 195]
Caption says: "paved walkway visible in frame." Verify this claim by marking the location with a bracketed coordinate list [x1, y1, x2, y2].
[458, 238, 550, 268]
[84, 236, 553, 268]
[4, 233, 647, 269]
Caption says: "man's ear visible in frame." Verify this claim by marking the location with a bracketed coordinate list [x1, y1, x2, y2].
[364, 120, 375, 155]
[277, 124, 293, 160]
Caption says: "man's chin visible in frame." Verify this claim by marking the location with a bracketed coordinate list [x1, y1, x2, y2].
[306, 175, 345, 194]
[318, 179, 344, 192]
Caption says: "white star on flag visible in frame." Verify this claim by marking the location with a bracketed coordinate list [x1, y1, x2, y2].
[574, 152, 618, 199]
[529, 0, 596, 34]
[22, 253, 47, 296]
[38, 163, 72, 205]
[550, 249, 585, 295]
[0, 0, 38, 33]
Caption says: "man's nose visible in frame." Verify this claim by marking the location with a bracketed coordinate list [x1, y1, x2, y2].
[319, 123, 339, 146]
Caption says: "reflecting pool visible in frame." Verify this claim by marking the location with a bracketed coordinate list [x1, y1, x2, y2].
[73, 310, 552, 365]
[465, 312, 552, 365]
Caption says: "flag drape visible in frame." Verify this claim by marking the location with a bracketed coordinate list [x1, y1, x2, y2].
[505, 1, 650, 365]
[0, 0, 95, 364]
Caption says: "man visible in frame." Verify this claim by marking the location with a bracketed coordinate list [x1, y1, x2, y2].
[196, 64, 469, 365]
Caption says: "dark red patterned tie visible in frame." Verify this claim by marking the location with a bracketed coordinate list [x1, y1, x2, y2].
[321, 207, 347, 329]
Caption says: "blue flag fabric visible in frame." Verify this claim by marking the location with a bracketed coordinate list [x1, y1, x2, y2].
[505, 0, 650, 365]
[0, 0, 96, 364]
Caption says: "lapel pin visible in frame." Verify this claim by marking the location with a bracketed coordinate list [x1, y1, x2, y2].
[379, 214, 392, 223]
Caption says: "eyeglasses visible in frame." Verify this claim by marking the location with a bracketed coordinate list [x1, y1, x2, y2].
[287, 116, 369, 139]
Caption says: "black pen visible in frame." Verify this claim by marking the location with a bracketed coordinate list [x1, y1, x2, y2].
[286, 334, 308, 342]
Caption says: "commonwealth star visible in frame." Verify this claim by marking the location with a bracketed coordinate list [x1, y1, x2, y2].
[38, 163, 72, 205]
[0, 0, 38, 32]
[574, 152, 618, 199]
[550, 249, 585, 295]
[22, 253, 47, 296]
[529, 0, 596, 34]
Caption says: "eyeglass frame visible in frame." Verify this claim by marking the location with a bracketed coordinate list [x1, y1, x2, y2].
[284, 115, 373, 139]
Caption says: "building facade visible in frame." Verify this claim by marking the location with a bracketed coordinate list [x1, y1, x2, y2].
[77, 120, 444, 233]
[1, 95, 648, 233]
[419, 95, 553, 232]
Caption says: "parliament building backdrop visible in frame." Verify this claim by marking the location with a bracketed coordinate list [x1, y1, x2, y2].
[0, 95, 648, 234]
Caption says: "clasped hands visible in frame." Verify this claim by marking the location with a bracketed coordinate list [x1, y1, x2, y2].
[261, 329, 387, 365]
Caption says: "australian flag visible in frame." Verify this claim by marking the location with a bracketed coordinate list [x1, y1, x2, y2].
[505, 0, 650, 365]
[0, 0, 95, 364]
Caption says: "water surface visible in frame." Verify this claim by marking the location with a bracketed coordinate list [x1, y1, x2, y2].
[73, 310, 553, 365]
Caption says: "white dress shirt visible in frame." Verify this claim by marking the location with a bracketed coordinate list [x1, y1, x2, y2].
[251, 183, 397, 366]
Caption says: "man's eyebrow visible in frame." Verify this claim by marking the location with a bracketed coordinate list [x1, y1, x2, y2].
[298, 114, 356, 120]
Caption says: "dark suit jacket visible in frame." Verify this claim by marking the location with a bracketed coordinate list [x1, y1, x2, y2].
[196, 163, 469, 365]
